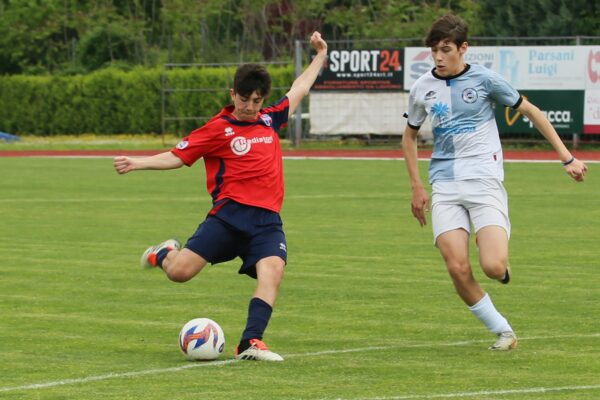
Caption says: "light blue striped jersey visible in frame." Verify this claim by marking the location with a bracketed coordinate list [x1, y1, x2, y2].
[407, 64, 521, 183]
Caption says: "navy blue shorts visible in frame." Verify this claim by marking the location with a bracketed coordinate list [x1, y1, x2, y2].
[185, 200, 287, 279]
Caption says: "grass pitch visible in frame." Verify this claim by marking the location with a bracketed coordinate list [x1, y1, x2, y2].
[0, 157, 599, 399]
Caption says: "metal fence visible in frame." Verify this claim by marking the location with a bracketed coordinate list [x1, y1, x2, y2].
[160, 61, 289, 136]
[163, 36, 600, 147]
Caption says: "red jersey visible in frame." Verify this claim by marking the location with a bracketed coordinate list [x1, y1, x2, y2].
[171, 96, 289, 213]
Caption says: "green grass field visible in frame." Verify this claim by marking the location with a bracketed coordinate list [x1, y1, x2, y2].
[1, 157, 599, 399]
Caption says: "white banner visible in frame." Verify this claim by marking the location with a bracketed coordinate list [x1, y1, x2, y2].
[498, 46, 586, 90]
[404, 46, 587, 90]
[584, 46, 600, 89]
[404, 47, 498, 89]
[309, 92, 432, 139]
[584, 89, 600, 134]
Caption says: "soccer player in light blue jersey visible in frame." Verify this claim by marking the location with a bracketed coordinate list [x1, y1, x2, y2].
[402, 14, 587, 350]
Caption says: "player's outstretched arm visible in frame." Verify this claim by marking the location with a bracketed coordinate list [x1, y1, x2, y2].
[285, 31, 328, 117]
[114, 151, 184, 175]
[402, 125, 429, 226]
[517, 98, 587, 182]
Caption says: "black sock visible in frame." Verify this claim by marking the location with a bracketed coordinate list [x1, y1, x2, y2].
[239, 297, 272, 348]
[155, 248, 170, 268]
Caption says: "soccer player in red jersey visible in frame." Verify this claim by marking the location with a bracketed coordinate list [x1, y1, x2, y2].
[114, 31, 328, 361]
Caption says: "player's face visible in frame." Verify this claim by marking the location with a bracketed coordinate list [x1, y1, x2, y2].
[230, 90, 265, 121]
[431, 40, 467, 77]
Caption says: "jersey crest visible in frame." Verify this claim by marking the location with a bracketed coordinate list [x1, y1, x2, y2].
[260, 114, 272, 126]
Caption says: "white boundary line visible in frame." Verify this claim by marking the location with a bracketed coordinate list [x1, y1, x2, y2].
[1, 333, 598, 394]
[284, 156, 600, 163]
[3, 154, 600, 163]
[317, 384, 600, 400]
[0, 193, 400, 204]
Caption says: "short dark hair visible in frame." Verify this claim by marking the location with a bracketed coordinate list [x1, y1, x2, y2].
[425, 14, 468, 48]
[233, 63, 271, 98]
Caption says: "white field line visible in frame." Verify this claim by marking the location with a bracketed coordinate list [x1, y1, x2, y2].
[4, 154, 600, 163]
[283, 156, 600, 165]
[0, 333, 598, 394]
[0, 193, 400, 203]
[317, 384, 600, 400]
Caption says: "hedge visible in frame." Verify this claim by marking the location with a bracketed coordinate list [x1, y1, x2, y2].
[0, 65, 295, 135]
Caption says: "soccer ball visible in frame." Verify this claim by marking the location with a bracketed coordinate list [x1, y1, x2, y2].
[178, 318, 225, 361]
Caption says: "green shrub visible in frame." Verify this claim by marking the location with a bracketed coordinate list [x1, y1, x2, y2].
[0, 64, 295, 135]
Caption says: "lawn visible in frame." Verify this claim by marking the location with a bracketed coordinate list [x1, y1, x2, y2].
[0, 157, 598, 399]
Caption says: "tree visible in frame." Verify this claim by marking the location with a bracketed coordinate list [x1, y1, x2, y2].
[1, 0, 599, 75]
[0, 0, 78, 74]
[478, 0, 600, 38]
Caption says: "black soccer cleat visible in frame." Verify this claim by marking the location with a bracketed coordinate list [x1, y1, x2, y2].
[499, 265, 511, 284]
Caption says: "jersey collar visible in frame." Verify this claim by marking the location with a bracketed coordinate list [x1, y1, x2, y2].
[431, 63, 471, 81]
[220, 105, 262, 126]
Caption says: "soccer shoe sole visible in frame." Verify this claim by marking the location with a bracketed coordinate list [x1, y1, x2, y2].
[235, 348, 284, 361]
[489, 332, 518, 351]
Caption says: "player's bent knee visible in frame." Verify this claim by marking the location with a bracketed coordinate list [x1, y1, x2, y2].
[256, 257, 285, 285]
[165, 250, 207, 282]
[481, 258, 508, 279]
[446, 261, 473, 281]
[166, 267, 195, 282]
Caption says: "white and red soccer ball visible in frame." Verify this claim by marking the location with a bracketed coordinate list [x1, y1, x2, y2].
[178, 318, 225, 360]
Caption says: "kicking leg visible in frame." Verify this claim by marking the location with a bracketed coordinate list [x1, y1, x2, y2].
[161, 248, 208, 282]
[140, 238, 208, 282]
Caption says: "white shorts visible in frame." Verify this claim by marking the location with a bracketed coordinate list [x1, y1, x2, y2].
[431, 179, 510, 244]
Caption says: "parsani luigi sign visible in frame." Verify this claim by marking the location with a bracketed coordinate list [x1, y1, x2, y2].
[496, 47, 584, 90]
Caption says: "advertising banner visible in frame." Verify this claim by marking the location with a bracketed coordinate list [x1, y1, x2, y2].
[498, 46, 586, 90]
[583, 47, 600, 134]
[584, 90, 600, 134]
[312, 49, 403, 91]
[495, 91, 583, 134]
[580, 46, 600, 89]
[404, 46, 587, 91]
[404, 47, 498, 90]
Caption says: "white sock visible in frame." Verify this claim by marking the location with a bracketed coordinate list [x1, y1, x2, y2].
[469, 293, 513, 334]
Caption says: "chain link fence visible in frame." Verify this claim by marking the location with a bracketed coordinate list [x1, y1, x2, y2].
[163, 36, 600, 147]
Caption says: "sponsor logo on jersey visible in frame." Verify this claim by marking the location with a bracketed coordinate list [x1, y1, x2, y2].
[224, 127, 235, 136]
[279, 243, 287, 252]
[424, 90, 437, 100]
[462, 88, 478, 103]
[176, 140, 189, 150]
[260, 114, 272, 126]
[230, 135, 275, 156]
[230, 137, 251, 155]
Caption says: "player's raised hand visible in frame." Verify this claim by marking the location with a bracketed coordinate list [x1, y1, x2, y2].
[310, 31, 327, 54]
